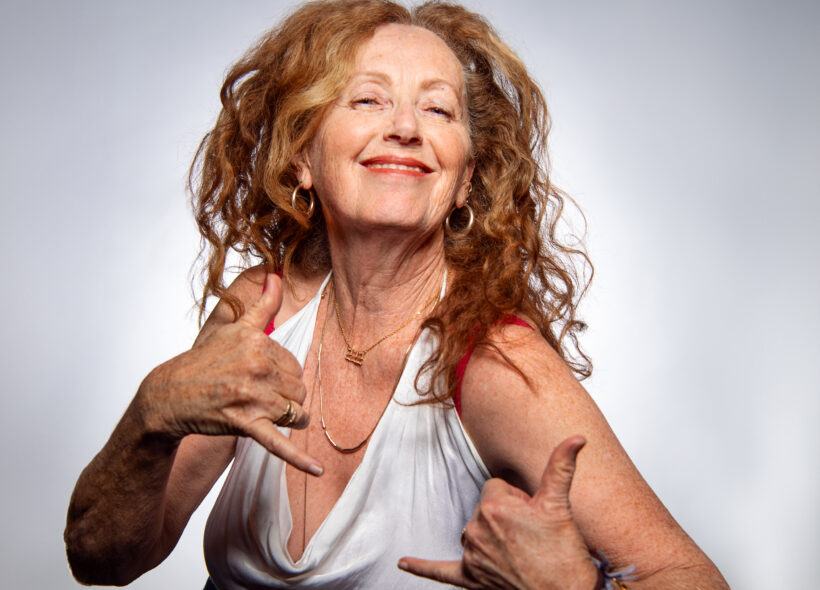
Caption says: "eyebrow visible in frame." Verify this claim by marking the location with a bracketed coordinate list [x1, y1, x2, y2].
[420, 78, 461, 94]
[349, 71, 462, 96]
[349, 71, 391, 85]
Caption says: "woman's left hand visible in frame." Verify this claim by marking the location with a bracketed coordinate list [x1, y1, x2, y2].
[399, 436, 600, 590]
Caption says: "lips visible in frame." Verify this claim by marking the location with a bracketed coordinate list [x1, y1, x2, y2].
[360, 156, 433, 175]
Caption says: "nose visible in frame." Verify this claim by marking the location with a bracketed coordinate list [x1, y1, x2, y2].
[384, 101, 421, 146]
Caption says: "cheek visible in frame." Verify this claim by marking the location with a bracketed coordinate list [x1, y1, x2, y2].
[310, 119, 370, 182]
[308, 136, 345, 192]
[441, 129, 472, 175]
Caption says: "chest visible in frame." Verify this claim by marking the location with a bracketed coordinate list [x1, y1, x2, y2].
[284, 348, 402, 561]
[205, 364, 488, 587]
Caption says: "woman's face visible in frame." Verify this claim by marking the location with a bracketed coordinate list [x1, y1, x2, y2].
[297, 24, 473, 239]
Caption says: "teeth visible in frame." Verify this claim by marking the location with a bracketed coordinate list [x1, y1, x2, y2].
[368, 163, 425, 172]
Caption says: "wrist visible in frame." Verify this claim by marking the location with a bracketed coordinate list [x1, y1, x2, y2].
[131, 368, 184, 448]
[591, 552, 635, 590]
[544, 558, 601, 590]
[592, 565, 604, 590]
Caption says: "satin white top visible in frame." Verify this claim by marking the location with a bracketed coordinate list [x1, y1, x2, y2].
[204, 274, 490, 589]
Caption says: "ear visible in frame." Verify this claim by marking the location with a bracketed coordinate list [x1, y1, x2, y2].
[455, 159, 475, 208]
[291, 149, 314, 190]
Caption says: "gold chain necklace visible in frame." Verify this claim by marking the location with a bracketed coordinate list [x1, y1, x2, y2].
[333, 281, 438, 366]
[318, 285, 422, 453]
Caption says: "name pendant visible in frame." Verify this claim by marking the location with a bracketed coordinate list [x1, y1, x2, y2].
[344, 346, 367, 366]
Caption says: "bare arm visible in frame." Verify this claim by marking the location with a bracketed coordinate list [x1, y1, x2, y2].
[65, 426, 235, 584]
[65, 272, 319, 585]
[454, 325, 727, 589]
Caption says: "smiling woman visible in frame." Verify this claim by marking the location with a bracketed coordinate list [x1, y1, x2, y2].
[64, 1, 727, 589]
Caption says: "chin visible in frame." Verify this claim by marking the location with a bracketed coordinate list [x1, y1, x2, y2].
[355, 212, 437, 236]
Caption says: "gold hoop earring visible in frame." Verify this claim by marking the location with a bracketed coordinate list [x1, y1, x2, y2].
[290, 184, 315, 218]
[445, 203, 474, 237]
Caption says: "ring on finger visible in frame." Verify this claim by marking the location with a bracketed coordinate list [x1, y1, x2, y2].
[274, 399, 297, 427]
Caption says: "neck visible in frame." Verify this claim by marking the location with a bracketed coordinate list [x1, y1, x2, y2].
[326, 225, 446, 346]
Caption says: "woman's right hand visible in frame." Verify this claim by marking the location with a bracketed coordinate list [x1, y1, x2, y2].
[136, 272, 323, 476]
[66, 272, 321, 585]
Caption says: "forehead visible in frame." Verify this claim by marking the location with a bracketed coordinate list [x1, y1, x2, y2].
[352, 24, 464, 89]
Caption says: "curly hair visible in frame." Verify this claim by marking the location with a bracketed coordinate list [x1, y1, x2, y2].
[191, 0, 592, 402]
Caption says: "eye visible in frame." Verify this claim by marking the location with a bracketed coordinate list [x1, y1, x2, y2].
[352, 96, 381, 107]
[426, 105, 453, 118]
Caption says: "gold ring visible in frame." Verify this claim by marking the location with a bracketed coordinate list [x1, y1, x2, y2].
[274, 400, 297, 427]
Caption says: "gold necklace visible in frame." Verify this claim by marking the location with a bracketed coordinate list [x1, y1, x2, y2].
[333, 281, 438, 366]
[300, 285, 328, 556]
[318, 286, 422, 453]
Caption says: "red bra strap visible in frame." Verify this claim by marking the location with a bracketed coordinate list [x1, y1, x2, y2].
[454, 315, 532, 417]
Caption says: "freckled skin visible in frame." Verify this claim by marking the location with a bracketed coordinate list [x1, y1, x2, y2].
[402, 325, 729, 589]
[289, 24, 476, 562]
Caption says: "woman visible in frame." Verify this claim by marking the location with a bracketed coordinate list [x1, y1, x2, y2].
[65, 1, 727, 588]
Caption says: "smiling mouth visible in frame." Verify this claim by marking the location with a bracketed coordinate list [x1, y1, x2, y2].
[367, 162, 426, 172]
[360, 157, 432, 175]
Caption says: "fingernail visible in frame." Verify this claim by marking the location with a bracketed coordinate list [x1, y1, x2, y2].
[308, 464, 323, 477]
[397, 560, 408, 570]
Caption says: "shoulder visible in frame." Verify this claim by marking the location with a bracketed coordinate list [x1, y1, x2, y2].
[460, 324, 724, 579]
[196, 265, 326, 344]
[467, 320, 575, 388]
[459, 322, 602, 493]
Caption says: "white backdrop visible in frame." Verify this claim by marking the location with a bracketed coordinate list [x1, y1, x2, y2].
[1, 1, 818, 588]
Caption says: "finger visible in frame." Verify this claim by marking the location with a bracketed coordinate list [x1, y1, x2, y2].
[245, 419, 323, 476]
[270, 395, 310, 430]
[480, 477, 530, 502]
[398, 558, 479, 589]
[240, 273, 283, 331]
[532, 435, 586, 508]
[265, 339, 305, 381]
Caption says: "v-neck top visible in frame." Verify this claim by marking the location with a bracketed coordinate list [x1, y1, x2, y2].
[203, 275, 491, 589]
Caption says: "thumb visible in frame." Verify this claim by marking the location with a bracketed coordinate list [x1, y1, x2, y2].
[240, 273, 283, 331]
[532, 435, 586, 509]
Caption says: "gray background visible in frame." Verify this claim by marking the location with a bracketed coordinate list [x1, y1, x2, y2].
[1, 0, 818, 588]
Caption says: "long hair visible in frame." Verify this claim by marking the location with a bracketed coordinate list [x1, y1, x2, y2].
[191, 0, 592, 402]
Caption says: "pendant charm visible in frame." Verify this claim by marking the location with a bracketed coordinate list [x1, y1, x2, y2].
[344, 346, 366, 366]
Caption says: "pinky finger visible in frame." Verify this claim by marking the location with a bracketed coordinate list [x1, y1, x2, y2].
[246, 420, 324, 476]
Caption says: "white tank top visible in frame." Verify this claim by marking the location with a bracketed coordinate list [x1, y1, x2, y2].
[204, 275, 491, 589]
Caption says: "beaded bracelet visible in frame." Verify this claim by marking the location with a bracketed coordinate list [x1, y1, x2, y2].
[592, 552, 636, 590]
